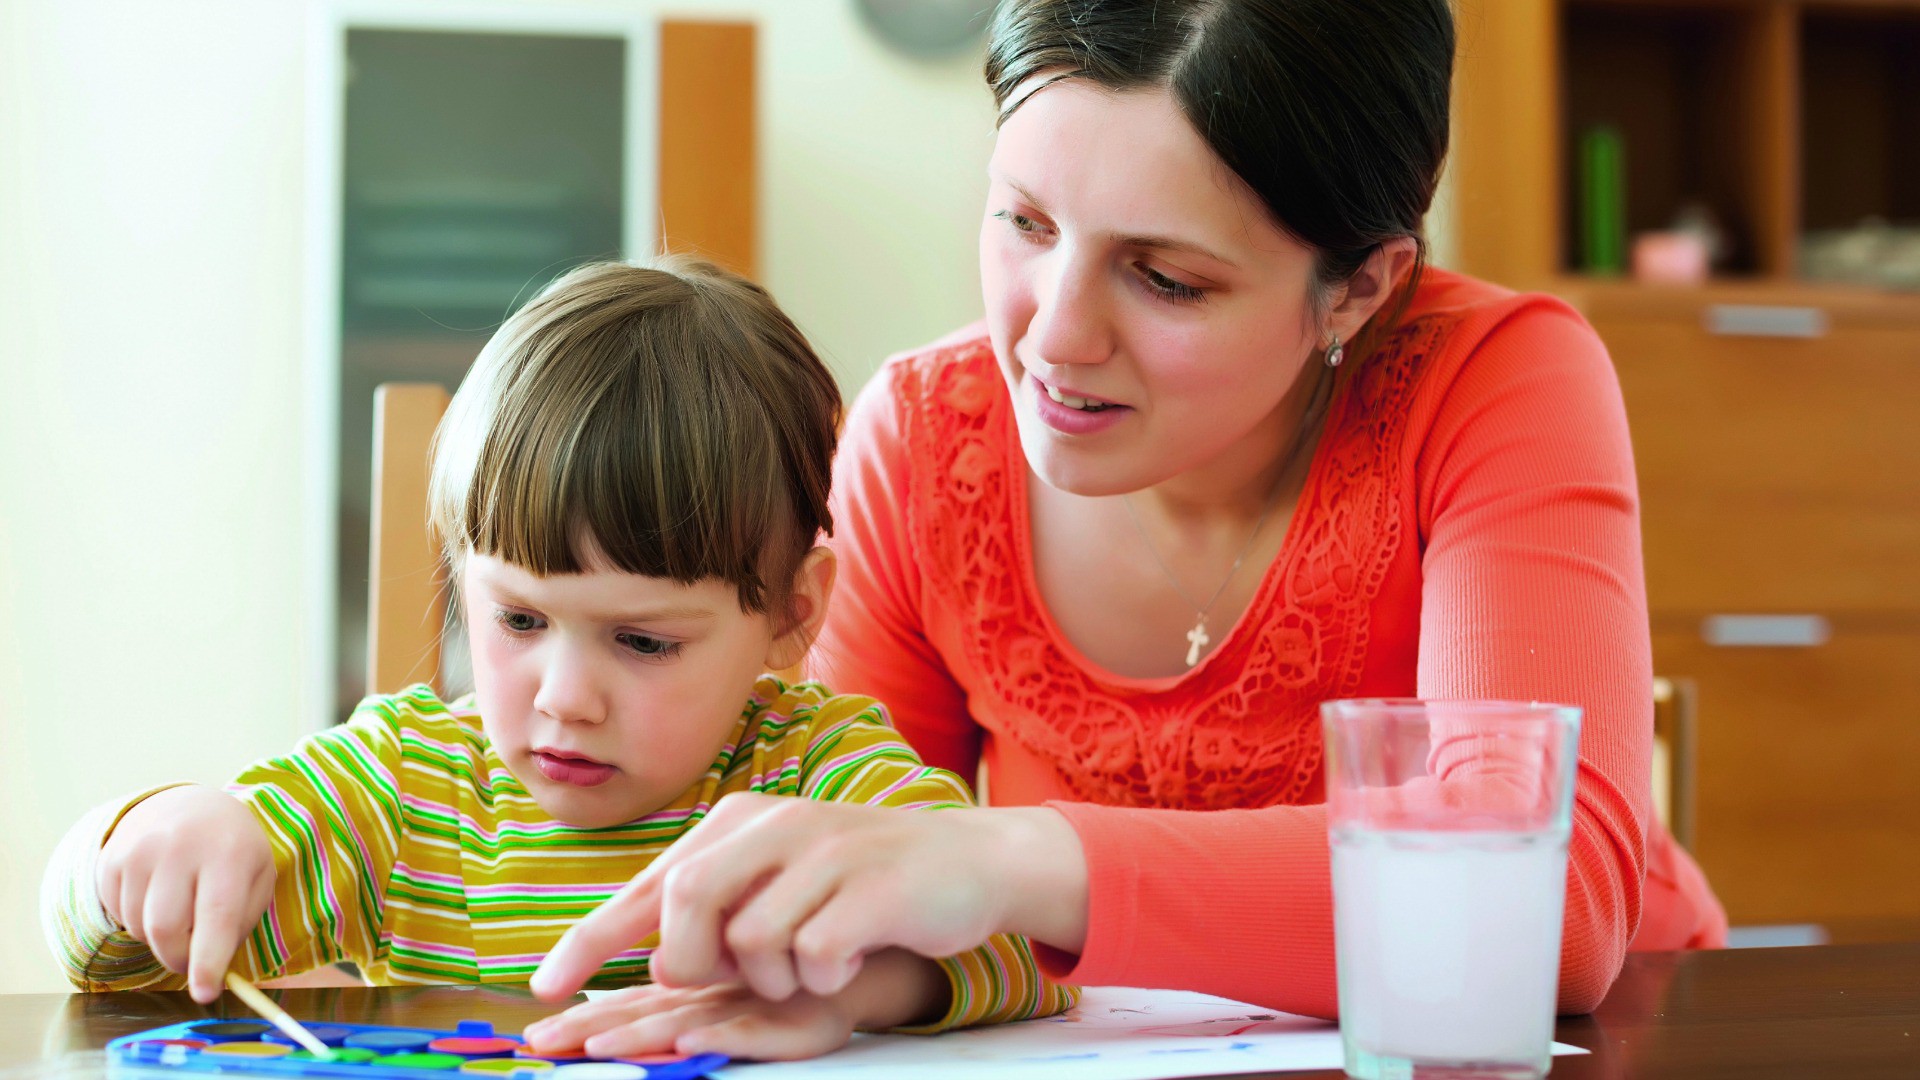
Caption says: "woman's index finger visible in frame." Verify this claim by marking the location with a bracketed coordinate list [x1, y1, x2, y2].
[531, 793, 801, 999]
[530, 871, 667, 1000]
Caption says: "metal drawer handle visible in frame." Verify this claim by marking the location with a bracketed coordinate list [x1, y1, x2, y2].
[1701, 614, 1831, 648]
[1704, 305, 1827, 339]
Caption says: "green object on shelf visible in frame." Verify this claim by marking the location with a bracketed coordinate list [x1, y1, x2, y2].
[1580, 126, 1626, 275]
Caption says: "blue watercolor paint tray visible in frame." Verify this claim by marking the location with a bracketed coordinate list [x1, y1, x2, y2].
[106, 1020, 727, 1080]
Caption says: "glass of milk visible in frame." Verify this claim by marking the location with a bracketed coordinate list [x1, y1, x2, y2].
[1323, 699, 1581, 1080]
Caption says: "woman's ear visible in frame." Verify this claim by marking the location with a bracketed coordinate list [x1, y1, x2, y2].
[1328, 236, 1419, 343]
[765, 546, 837, 672]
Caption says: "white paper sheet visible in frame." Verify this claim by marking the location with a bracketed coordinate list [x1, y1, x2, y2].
[587, 986, 1588, 1080]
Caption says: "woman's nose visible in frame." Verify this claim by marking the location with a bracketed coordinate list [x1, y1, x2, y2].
[1028, 253, 1113, 368]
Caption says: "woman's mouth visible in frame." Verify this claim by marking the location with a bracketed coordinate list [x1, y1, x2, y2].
[531, 749, 617, 787]
[1027, 374, 1131, 435]
[1037, 378, 1121, 412]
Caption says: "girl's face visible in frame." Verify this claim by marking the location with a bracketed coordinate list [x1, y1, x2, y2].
[980, 80, 1324, 497]
[462, 550, 785, 829]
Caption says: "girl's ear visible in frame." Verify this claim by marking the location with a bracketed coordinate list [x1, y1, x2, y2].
[1327, 236, 1419, 343]
[765, 546, 837, 672]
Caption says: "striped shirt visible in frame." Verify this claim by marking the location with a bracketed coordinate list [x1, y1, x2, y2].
[43, 676, 1075, 1032]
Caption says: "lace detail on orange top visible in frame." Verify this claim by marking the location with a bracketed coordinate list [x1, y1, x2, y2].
[899, 317, 1450, 811]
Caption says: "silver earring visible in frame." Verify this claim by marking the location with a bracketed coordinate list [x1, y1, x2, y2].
[1325, 335, 1345, 368]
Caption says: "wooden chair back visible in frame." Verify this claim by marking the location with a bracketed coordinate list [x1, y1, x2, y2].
[367, 383, 452, 695]
[1652, 675, 1698, 848]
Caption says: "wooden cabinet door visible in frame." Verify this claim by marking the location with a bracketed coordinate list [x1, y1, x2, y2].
[1593, 311, 1920, 616]
[1652, 627, 1920, 940]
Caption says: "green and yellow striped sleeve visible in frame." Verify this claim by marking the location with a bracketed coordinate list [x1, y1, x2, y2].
[786, 690, 1080, 1032]
[223, 689, 417, 980]
[42, 692, 413, 992]
[41, 784, 192, 989]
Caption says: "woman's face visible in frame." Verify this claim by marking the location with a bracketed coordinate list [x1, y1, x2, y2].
[980, 80, 1324, 497]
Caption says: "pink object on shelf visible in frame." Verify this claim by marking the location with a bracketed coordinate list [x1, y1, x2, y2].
[1632, 231, 1710, 284]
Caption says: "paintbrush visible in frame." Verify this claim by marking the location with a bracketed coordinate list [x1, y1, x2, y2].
[223, 972, 335, 1059]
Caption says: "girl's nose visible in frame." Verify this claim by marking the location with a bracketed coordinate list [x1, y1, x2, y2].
[532, 645, 609, 725]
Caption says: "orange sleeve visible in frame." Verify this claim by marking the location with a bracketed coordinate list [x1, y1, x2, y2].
[807, 360, 982, 779]
[1413, 301, 1651, 1011]
[1038, 303, 1652, 1017]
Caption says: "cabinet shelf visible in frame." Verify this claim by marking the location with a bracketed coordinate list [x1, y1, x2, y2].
[1460, 0, 1920, 291]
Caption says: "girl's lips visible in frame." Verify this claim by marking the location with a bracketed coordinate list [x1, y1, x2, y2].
[532, 751, 617, 787]
[1027, 374, 1131, 436]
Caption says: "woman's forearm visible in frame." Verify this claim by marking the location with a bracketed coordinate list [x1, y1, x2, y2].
[983, 806, 1090, 955]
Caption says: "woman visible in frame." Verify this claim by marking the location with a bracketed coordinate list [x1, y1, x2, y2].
[528, 0, 1725, 1049]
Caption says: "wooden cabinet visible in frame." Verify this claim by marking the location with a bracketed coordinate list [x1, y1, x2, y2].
[1455, 0, 1920, 939]
[1574, 283, 1920, 941]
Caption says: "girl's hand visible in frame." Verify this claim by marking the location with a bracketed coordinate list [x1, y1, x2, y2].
[529, 794, 1088, 1003]
[521, 949, 946, 1061]
[96, 784, 276, 1003]
[523, 982, 855, 1062]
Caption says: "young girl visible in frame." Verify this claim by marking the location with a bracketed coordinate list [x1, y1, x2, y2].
[41, 257, 1073, 1060]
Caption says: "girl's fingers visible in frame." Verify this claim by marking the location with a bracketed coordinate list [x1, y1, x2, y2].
[141, 869, 196, 975]
[118, 862, 151, 944]
[523, 985, 719, 1052]
[97, 857, 125, 929]
[186, 861, 257, 1004]
[681, 1007, 852, 1063]
[677, 1011, 805, 1062]
[581, 999, 732, 1059]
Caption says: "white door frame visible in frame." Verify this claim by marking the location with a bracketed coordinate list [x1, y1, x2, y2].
[301, 0, 660, 733]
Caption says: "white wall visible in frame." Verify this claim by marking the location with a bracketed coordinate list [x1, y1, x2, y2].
[0, 0, 996, 994]
[0, 0, 314, 994]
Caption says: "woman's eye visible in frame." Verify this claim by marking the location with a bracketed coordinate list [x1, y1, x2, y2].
[497, 610, 542, 633]
[993, 209, 1044, 237]
[1139, 264, 1207, 304]
[618, 633, 682, 659]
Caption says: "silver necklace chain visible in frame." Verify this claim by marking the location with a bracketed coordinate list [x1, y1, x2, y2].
[1120, 367, 1333, 667]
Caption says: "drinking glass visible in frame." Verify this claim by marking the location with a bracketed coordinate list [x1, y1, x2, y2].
[1323, 699, 1581, 1080]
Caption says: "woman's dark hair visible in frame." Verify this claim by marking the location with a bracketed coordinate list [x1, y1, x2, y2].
[986, 0, 1453, 347]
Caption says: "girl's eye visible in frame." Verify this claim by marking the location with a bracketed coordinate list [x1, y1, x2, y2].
[617, 632, 683, 660]
[496, 610, 543, 634]
[1139, 264, 1207, 304]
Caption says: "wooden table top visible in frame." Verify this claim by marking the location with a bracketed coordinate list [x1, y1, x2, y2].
[3, 944, 1916, 1079]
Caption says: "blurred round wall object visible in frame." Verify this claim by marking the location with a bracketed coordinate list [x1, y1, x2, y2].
[1632, 231, 1710, 285]
[855, 0, 998, 57]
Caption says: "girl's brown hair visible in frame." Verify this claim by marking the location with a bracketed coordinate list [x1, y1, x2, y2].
[429, 256, 841, 615]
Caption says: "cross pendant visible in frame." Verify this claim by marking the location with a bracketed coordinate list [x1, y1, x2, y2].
[1185, 618, 1210, 668]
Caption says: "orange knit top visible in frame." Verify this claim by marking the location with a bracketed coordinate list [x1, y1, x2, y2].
[808, 269, 1727, 1019]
